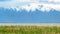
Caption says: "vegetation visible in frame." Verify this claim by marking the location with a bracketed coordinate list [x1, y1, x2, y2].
[0, 26, 60, 34]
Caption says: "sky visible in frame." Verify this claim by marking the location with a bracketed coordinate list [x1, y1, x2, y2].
[0, 0, 60, 23]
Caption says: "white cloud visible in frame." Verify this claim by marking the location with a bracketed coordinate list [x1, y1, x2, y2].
[21, 3, 60, 12]
[48, 0, 52, 2]
[21, 3, 39, 12]
[48, 0, 60, 3]
[0, 0, 60, 12]
[0, 0, 38, 8]
[53, 0, 60, 2]
[41, 3, 60, 11]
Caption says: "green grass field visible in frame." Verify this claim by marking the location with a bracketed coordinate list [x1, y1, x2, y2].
[0, 26, 60, 34]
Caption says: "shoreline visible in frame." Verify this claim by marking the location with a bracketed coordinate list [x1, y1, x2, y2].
[0, 23, 60, 26]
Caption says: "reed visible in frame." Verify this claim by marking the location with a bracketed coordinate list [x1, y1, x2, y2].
[0, 26, 60, 34]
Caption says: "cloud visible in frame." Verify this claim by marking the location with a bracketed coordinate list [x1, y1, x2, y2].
[0, 0, 38, 7]
[0, 0, 60, 12]
[48, 0, 60, 4]
[52, 0, 60, 2]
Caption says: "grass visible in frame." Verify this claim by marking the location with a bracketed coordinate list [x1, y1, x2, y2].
[0, 26, 60, 34]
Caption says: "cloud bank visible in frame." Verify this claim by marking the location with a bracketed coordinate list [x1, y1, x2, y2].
[0, 0, 60, 12]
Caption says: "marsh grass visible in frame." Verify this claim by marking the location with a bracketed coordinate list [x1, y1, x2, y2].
[0, 26, 60, 34]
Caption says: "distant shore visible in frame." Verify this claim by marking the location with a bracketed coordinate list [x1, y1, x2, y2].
[0, 23, 60, 26]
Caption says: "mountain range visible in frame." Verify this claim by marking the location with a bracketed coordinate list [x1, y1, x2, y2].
[0, 7, 60, 23]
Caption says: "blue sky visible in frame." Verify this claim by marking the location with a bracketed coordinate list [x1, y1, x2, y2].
[0, 0, 11, 2]
[0, 0, 60, 23]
